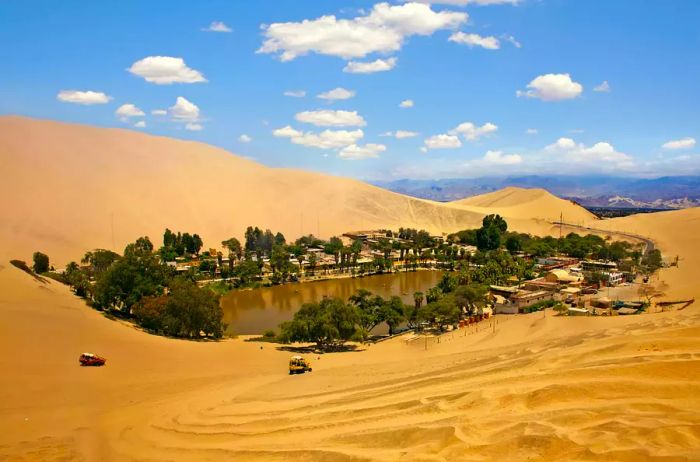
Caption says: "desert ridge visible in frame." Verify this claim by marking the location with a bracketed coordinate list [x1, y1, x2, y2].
[451, 186, 597, 224]
[0, 116, 497, 264]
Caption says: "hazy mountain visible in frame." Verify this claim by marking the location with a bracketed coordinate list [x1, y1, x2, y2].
[374, 176, 700, 209]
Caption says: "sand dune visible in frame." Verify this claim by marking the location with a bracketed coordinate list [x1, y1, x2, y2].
[452, 186, 597, 225]
[1, 258, 698, 461]
[1, 116, 699, 461]
[0, 116, 489, 265]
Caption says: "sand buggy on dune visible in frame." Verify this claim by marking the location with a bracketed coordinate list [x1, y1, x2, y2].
[289, 355, 312, 374]
[79, 352, 106, 366]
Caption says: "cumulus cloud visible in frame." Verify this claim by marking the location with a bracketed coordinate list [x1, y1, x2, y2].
[452, 121, 498, 141]
[239, 134, 252, 143]
[399, 99, 414, 108]
[424, 134, 462, 149]
[151, 109, 167, 116]
[274, 125, 364, 150]
[185, 123, 203, 131]
[258, 2, 466, 61]
[545, 137, 633, 168]
[662, 137, 696, 150]
[115, 103, 145, 119]
[169, 96, 200, 121]
[593, 80, 611, 92]
[483, 150, 522, 165]
[295, 109, 366, 127]
[202, 21, 232, 32]
[134, 120, 146, 128]
[339, 143, 386, 160]
[517, 73, 583, 101]
[449, 32, 500, 49]
[317, 87, 355, 101]
[128, 56, 206, 85]
[343, 57, 397, 73]
[284, 90, 306, 97]
[56, 90, 112, 105]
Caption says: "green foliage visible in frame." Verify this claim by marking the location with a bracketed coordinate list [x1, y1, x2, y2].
[279, 297, 360, 349]
[133, 278, 224, 338]
[81, 249, 120, 276]
[642, 249, 663, 273]
[520, 299, 558, 314]
[221, 237, 243, 261]
[453, 284, 487, 316]
[418, 294, 460, 327]
[437, 272, 457, 294]
[32, 251, 50, 273]
[94, 237, 166, 312]
[233, 258, 262, 285]
[161, 229, 203, 259]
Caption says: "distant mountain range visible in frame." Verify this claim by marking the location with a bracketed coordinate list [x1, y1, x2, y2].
[374, 176, 700, 209]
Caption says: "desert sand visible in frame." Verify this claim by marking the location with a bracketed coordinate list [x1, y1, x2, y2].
[0, 116, 488, 265]
[451, 186, 598, 225]
[1, 118, 699, 461]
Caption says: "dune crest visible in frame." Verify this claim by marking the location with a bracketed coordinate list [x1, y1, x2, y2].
[452, 186, 597, 224]
[0, 116, 490, 264]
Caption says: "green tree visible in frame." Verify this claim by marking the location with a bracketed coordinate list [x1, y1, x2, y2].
[160, 278, 224, 338]
[94, 237, 166, 312]
[32, 252, 49, 273]
[454, 284, 487, 316]
[81, 249, 120, 275]
[280, 297, 360, 349]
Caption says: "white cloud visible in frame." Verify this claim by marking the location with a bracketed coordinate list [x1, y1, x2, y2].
[593, 80, 611, 93]
[273, 125, 364, 149]
[396, 130, 419, 139]
[295, 109, 366, 127]
[399, 99, 414, 108]
[424, 133, 462, 149]
[343, 57, 397, 73]
[449, 32, 500, 50]
[56, 90, 112, 105]
[317, 87, 355, 101]
[134, 120, 146, 128]
[525, 128, 538, 135]
[284, 90, 306, 97]
[662, 137, 696, 150]
[545, 137, 578, 152]
[517, 73, 583, 101]
[273, 125, 303, 138]
[185, 123, 203, 131]
[239, 134, 252, 143]
[339, 143, 386, 160]
[115, 103, 145, 119]
[202, 21, 232, 33]
[545, 137, 633, 167]
[258, 2, 466, 61]
[151, 109, 167, 116]
[169, 96, 200, 121]
[452, 121, 497, 141]
[128, 56, 206, 85]
[483, 150, 522, 165]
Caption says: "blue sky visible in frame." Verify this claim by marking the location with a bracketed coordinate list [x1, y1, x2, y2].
[1, 0, 699, 180]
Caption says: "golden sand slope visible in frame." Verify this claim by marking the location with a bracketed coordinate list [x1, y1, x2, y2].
[589, 208, 700, 301]
[451, 186, 597, 225]
[1, 259, 698, 461]
[0, 116, 489, 264]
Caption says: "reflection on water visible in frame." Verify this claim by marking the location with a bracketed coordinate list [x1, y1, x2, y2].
[221, 270, 444, 334]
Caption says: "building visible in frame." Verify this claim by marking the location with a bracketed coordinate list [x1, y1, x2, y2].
[544, 269, 584, 285]
[582, 260, 618, 272]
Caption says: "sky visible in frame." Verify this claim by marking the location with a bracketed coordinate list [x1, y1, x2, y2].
[1, 0, 699, 181]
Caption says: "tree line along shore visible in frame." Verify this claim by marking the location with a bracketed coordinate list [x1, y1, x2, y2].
[14, 214, 664, 348]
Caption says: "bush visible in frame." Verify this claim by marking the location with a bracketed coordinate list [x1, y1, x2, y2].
[32, 252, 50, 273]
[280, 297, 360, 349]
